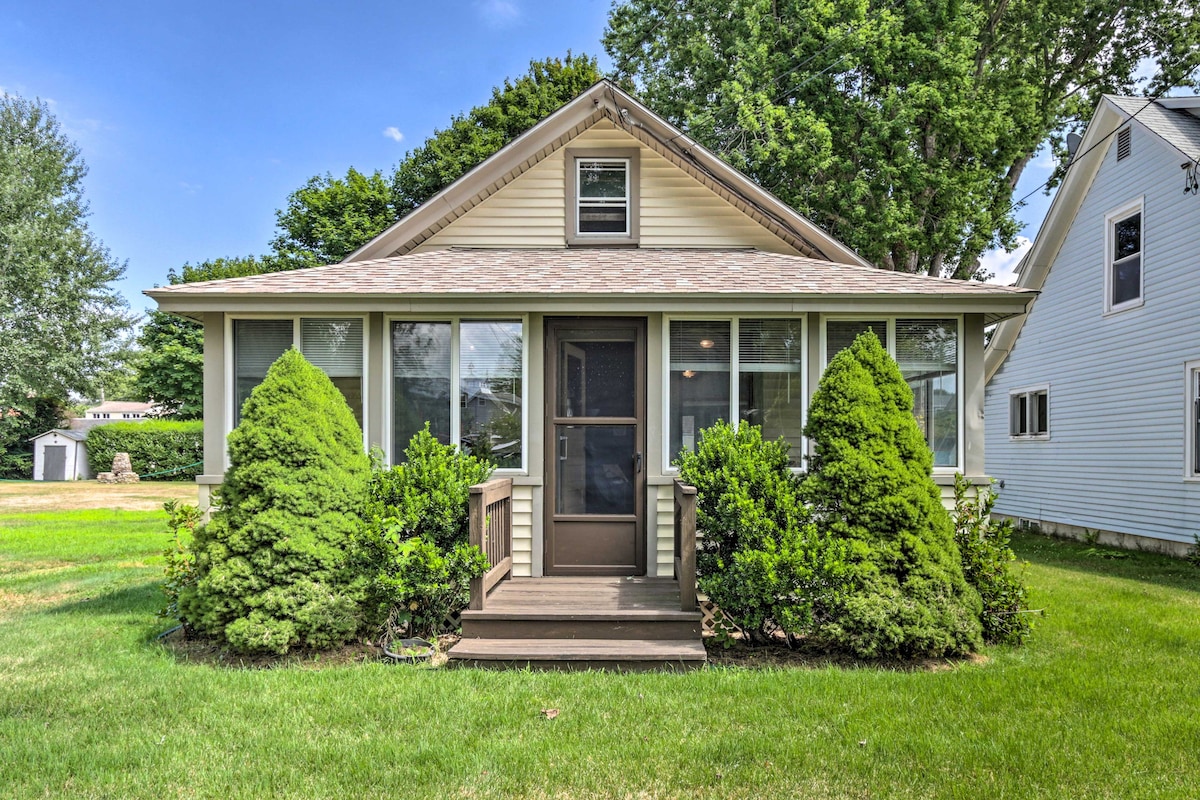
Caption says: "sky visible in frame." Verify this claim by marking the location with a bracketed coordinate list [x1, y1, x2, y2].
[1, 0, 1052, 318]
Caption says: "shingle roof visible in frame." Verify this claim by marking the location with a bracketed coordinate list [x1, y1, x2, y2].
[86, 401, 155, 414]
[1106, 95, 1200, 161]
[29, 428, 87, 443]
[149, 248, 1031, 300]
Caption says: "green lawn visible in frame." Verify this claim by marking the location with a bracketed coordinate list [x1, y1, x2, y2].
[2, 509, 1198, 799]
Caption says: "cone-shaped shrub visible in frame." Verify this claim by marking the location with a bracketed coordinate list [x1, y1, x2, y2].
[802, 331, 982, 658]
[179, 349, 369, 655]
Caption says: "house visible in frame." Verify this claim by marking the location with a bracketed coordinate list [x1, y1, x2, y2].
[85, 401, 157, 420]
[148, 79, 1032, 665]
[30, 428, 91, 481]
[985, 95, 1200, 557]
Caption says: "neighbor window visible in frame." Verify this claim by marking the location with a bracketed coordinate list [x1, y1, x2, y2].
[233, 317, 365, 428]
[824, 318, 961, 468]
[668, 318, 805, 467]
[1106, 199, 1143, 312]
[391, 319, 524, 470]
[1009, 386, 1049, 439]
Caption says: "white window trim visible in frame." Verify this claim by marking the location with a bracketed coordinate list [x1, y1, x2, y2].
[1184, 360, 1200, 481]
[819, 314, 965, 473]
[1103, 196, 1145, 315]
[1008, 383, 1051, 442]
[661, 314, 808, 474]
[224, 314, 371, 465]
[383, 314, 529, 475]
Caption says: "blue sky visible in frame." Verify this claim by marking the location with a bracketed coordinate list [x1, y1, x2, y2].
[1, 0, 1050, 316]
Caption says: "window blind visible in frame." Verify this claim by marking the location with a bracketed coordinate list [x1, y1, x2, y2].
[825, 320, 885, 364]
[739, 319, 802, 372]
[895, 319, 956, 376]
[392, 322, 451, 378]
[234, 320, 293, 378]
[670, 321, 730, 369]
[301, 319, 363, 378]
[460, 321, 522, 379]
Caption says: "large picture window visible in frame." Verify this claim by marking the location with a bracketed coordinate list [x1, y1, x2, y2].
[391, 319, 524, 470]
[668, 318, 805, 467]
[232, 317, 365, 428]
[824, 317, 961, 468]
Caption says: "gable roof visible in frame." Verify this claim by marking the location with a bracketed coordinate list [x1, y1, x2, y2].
[148, 247, 1033, 324]
[345, 79, 871, 267]
[29, 428, 87, 443]
[985, 94, 1200, 381]
[87, 401, 155, 414]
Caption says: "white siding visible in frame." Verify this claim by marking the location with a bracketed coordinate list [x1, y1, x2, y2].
[416, 121, 799, 253]
[655, 483, 675, 578]
[512, 483, 535, 577]
[985, 123, 1200, 545]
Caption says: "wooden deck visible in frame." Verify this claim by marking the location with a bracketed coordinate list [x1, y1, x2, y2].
[448, 577, 706, 671]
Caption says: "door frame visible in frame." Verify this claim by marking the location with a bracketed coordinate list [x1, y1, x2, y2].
[543, 317, 647, 575]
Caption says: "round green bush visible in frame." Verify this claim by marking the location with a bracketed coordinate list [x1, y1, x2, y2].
[178, 349, 369, 655]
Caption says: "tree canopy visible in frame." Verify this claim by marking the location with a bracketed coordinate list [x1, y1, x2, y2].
[604, 0, 1200, 278]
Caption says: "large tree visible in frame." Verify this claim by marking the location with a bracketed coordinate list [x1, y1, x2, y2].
[269, 54, 603, 267]
[605, 0, 1200, 278]
[0, 94, 132, 413]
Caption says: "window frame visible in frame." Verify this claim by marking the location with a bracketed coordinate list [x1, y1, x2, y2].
[1185, 360, 1200, 481]
[1008, 384, 1051, 442]
[224, 313, 371, 455]
[819, 314, 965, 473]
[384, 314, 529, 475]
[1103, 196, 1145, 314]
[661, 314, 808, 473]
[565, 148, 640, 246]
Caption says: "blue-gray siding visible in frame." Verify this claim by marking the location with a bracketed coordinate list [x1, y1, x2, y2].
[985, 122, 1200, 545]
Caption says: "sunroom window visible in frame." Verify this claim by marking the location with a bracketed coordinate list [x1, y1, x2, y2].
[669, 318, 806, 467]
[233, 318, 364, 428]
[391, 319, 523, 469]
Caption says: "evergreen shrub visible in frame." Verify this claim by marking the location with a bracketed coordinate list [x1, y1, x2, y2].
[802, 331, 983, 658]
[356, 426, 491, 636]
[86, 420, 203, 480]
[952, 475, 1033, 645]
[677, 422, 847, 644]
[178, 349, 369, 655]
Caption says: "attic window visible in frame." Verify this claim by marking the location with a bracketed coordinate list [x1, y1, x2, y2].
[1116, 127, 1131, 161]
[565, 148, 639, 245]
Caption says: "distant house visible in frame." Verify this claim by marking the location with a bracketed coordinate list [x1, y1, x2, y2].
[985, 94, 1200, 556]
[85, 401, 157, 420]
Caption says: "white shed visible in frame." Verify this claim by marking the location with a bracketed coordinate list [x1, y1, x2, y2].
[30, 429, 91, 481]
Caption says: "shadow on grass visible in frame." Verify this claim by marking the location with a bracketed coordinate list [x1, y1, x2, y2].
[46, 579, 162, 619]
[1012, 532, 1200, 594]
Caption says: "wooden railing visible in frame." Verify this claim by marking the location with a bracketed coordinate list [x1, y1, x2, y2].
[673, 480, 698, 612]
[468, 477, 514, 611]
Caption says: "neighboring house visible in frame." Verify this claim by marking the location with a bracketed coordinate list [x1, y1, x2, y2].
[30, 428, 91, 481]
[149, 79, 1032, 580]
[985, 95, 1200, 556]
[85, 401, 156, 420]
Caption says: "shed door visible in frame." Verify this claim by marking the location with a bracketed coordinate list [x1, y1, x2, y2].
[545, 318, 646, 575]
[44, 445, 67, 481]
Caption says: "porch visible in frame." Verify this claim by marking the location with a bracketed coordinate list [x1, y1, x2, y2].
[446, 477, 707, 670]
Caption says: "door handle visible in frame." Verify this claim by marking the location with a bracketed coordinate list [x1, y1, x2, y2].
[634, 452, 643, 474]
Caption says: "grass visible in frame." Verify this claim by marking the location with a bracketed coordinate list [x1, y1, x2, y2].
[2, 509, 1199, 800]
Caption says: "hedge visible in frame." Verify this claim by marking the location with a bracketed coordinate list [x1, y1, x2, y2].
[86, 421, 204, 481]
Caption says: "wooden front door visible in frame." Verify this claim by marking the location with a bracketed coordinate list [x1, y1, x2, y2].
[545, 318, 646, 575]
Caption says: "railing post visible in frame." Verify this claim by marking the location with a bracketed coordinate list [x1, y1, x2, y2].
[674, 480, 698, 612]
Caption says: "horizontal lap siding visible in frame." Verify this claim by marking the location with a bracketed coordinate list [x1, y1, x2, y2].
[512, 484, 534, 577]
[656, 484, 674, 578]
[415, 121, 797, 252]
[985, 124, 1200, 545]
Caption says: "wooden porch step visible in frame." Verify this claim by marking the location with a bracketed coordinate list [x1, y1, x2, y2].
[447, 637, 707, 671]
[460, 609, 701, 640]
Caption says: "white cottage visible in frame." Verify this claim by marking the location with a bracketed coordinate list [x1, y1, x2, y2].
[986, 95, 1200, 556]
[149, 80, 1032, 666]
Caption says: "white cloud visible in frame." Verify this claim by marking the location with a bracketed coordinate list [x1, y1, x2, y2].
[981, 236, 1032, 286]
[382, 126, 404, 143]
[475, 0, 520, 27]
[179, 181, 202, 196]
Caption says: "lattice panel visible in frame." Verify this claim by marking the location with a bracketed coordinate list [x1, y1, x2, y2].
[439, 610, 463, 634]
[698, 595, 743, 638]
